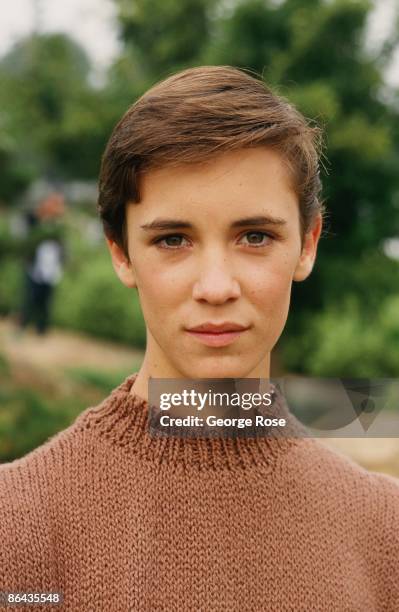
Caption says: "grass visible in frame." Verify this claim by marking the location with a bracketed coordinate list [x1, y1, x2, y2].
[64, 364, 141, 394]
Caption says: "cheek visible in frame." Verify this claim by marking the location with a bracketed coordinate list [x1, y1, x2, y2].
[245, 258, 295, 338]
[252, 279, 292, 326]
[247, 253, 295, 303]
[134, 260, 185, 320]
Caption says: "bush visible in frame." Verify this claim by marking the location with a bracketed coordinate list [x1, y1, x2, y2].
[65, 366, 141, 393]
[0, 258, 23, 314]
[0, 384, 82, 463]
[53, 251, 146, 348]
[280, 295, 399, 377]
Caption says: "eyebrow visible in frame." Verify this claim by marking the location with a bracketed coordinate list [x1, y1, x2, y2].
[140, 215, 287, 231]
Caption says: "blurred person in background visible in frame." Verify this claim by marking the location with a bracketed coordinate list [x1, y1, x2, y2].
[15, 191, 67, 336]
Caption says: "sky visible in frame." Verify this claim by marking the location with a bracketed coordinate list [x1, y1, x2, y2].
[0, 0, 120, 74]
[0, 0, 398, 86]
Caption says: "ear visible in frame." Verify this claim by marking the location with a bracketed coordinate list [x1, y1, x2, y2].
[293, 213, 322, 282]
[105, 237, 137, 289]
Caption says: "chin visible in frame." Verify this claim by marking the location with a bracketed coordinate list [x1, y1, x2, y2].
[182, 358, 254, 380]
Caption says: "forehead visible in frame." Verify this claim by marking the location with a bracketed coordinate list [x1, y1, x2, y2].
[127, 147, 299, 227]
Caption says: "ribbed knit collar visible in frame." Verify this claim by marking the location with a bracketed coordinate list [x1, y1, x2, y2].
[78, 372, 308, 471]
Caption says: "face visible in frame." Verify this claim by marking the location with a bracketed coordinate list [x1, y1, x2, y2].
[107, 147, 321, 381]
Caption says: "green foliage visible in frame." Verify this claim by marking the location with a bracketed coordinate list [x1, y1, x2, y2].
[0, 33, 118, 199]
[0, 353, 11, 377]
[0, 383, 82, 463]
[281, 251, 399, 376]
[52, 250, 146, 348]
[286, 82, 340, 122]
[65, 366, 141, 394]
[281, 294, 399, 377]
[0, 150, 35, 204]
[0, 258, 23, 314]
[115, 0, 213, 75]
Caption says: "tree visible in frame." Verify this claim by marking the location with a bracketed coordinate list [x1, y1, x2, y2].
[114, 0, 213, 77]
[0, 33, 116, 200]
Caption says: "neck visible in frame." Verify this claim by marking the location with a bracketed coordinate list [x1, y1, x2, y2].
[130, 354, 271, 402]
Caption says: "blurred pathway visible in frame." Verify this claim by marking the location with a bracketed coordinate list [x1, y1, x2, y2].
[0, 317, 143, 383]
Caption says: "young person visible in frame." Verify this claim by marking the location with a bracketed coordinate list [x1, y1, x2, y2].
[15, 192, 67, 336]
[1, 66, 398, 611]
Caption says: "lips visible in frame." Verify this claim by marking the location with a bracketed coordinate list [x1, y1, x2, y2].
[187, 322, 249, 333]
[185, 322, 250, 347]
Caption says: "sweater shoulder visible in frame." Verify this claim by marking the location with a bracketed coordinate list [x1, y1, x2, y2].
[299, 440, 399, 605]
[291, 436, 399, 488]
[0, 413, 92, 586]
[288, 437, 399, 524]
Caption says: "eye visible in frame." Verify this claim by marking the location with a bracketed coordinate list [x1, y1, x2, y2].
[153, 231, 274, 250]
[239, 231, 273, 247]
[154, 234, 190, 249]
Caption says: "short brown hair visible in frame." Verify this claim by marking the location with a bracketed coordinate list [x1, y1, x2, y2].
[98, 65, 323, 259]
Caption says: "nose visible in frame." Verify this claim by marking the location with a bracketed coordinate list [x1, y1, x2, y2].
[192, 251, 241, 304]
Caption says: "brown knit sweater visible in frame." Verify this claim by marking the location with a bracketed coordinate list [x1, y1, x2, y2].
[1, 372, 399, 611]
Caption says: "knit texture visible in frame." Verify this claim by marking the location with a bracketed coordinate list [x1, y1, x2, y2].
[1, 372, 399, 611]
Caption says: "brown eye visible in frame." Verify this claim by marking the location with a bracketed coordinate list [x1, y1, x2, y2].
[154, 234, 188, 249]
[240, 231, 271, 247]
[164, 235, 183, 247]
